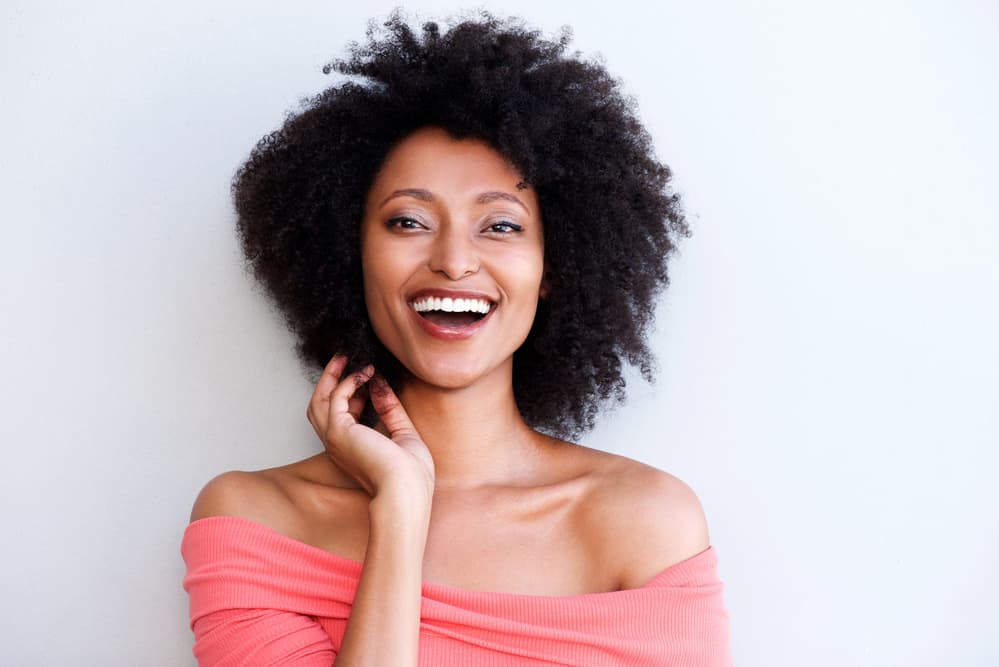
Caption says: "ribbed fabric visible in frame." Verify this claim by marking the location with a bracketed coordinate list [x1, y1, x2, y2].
[182, 516, 731, 666]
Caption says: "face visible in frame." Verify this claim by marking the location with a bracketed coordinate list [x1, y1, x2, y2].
[360, 126, 547, 390]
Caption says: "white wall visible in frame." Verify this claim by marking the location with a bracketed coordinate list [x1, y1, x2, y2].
[2, 1, 996, 664]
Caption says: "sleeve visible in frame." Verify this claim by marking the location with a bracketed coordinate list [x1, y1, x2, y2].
[181, 517, 352, 666]
[191, 607, 334, 667]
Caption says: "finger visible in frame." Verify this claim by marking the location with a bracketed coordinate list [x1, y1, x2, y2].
[327, 364, 375, 435]
[368, 374, 418, 440]
[307, 354, 348, 426]
[347, 383, 368, 422]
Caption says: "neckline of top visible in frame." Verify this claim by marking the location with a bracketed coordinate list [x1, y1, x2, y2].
[184, 514, 716, 601]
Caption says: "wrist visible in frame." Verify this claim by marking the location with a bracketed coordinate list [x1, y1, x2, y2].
[374, 469, 434, 505]
[370, 483, 432, 525]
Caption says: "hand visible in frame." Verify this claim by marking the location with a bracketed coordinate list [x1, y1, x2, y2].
[307, 355, 435, 504]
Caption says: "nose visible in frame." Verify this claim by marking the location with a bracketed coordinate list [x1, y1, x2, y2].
[427, 225, 479, 280]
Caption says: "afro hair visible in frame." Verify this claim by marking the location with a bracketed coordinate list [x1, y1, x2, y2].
[232, 9, 690, 440]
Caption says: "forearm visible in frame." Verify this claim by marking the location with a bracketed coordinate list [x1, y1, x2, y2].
[333, 490, 430, 666]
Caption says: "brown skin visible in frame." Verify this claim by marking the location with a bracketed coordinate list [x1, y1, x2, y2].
[192, 127, 710, 662]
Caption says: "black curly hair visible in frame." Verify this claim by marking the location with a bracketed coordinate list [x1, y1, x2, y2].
[232, 9, 690, 440]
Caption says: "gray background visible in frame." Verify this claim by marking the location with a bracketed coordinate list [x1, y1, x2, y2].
[2, 1, 996, 664]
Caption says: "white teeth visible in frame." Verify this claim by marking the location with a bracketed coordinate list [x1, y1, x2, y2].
[411, 296, 493, 314]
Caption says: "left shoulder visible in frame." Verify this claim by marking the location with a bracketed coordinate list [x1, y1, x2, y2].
[580, 450, 711, 590]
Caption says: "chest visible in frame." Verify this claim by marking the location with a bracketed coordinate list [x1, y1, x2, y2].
[302, 484, 619, 596]
[420, 490, 617, 595]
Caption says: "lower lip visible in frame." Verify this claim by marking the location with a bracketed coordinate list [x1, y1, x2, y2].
[408, 303, 496, 341]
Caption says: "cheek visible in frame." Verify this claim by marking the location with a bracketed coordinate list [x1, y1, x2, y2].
[358, 249, 416, 352]
[505, 247, 546, 293]
[504, 251, 546, 327]
[360, 233, 395, 307]
[359, 272, 399, 355]
[360, 268, 397, 335]
[359, 256, 393, 335]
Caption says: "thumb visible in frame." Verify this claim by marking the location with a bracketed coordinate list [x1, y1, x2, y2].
[368, 374, 418, 441]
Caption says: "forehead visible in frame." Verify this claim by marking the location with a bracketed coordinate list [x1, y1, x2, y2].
[365, 127, 539, 216]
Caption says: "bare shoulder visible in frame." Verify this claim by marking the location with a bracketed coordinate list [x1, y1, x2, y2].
[573, 446, 711, 589]
[189, 454, 365, 542]
[190, 468, 294, 526]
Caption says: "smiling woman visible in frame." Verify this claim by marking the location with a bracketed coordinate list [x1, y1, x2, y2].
[360, 127, 547, 388]
[181, 9, 732, 666]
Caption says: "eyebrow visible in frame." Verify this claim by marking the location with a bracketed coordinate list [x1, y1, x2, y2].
[379, 188, 529, 213]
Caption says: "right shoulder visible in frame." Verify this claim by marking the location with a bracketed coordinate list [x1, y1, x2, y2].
[190, 469, 293, 525]
[188, 456, 370, 556]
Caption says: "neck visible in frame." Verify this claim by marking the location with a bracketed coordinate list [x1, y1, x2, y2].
[388, 364, 552, 491]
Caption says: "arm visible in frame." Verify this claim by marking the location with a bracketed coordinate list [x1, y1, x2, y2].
[308, 356, 436, 667]
[186, 476, 338, 666]
[334, 488, 429, 666]
[190, 607, 335, 666]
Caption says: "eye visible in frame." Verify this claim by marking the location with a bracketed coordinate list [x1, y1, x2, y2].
[486, 221, 523, 234]
[386, 216, 427, 230]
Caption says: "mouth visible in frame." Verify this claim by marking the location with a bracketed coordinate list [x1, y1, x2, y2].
[407, 294, 497, 340]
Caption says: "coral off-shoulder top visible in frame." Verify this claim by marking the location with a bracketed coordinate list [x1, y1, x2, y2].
[182, 516, 732, 666]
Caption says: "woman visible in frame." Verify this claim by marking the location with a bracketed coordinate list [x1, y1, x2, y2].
[182, 10, 732, 666]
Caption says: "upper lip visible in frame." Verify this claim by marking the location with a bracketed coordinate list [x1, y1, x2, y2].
[407, 288, 498, 304]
